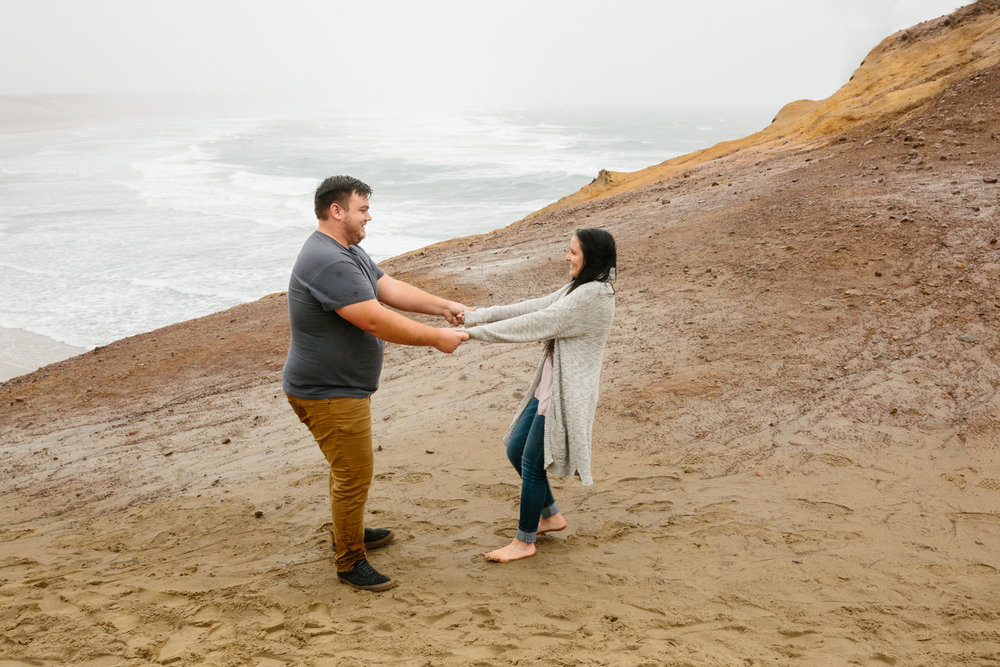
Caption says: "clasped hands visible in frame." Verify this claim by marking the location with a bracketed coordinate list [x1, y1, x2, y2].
[436, 301, 476, 353]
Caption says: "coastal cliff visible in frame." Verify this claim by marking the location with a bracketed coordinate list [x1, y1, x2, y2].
[527, 0, 1000, 216]
[2, 3, 999, 665]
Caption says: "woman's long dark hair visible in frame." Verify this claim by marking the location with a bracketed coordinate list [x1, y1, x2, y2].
[568, 228, 617, 293]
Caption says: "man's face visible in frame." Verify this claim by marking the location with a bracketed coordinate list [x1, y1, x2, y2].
[335, 193, 372, 245]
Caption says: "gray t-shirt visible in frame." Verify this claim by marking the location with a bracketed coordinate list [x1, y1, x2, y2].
[282, 231, 386, 399]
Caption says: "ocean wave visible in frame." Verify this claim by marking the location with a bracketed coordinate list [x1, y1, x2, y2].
[229, 170, 315, 197]
[0, 261, 61, 279]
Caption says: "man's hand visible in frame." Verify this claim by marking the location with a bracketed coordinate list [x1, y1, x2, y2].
[441, 301, 472, 326]
[435, 328, 469, 354]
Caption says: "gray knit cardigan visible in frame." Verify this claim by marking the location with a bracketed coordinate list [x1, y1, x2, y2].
[463, 280, 615, 486]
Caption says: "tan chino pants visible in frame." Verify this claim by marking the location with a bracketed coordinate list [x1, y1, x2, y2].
[286, 394, 373, 572]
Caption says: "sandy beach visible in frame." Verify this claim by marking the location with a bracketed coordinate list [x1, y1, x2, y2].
[0, 326, 85, 384]
[2, 4, 1000, 665]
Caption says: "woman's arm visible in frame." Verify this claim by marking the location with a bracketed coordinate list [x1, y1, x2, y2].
[463, 285, 569, 326]
[466, 284, 608, 344]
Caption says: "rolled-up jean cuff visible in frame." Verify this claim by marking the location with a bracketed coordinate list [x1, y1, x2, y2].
[541, 502, 559, 519]
[515, 528, 537, 543]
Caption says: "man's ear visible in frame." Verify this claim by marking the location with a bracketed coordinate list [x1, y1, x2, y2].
[327, 201, 343, 221]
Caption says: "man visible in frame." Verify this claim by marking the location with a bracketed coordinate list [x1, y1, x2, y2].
[283, 175, 469, 591]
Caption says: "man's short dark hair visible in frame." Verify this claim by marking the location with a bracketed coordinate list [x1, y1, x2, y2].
[314, 175, 373, 219]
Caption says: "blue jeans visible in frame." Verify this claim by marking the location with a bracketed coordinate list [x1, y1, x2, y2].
[507, 398, 560, 543]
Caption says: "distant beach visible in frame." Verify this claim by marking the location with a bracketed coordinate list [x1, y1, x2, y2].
[0, 326, 84, 382]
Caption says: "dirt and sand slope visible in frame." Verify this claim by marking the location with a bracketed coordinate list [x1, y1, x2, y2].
[2, 4, 999, 665]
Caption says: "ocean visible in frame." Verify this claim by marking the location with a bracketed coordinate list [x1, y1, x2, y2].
[0, 99, 768, 379]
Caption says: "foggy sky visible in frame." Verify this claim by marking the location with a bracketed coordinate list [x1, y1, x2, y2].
[0, 0, 964, 113]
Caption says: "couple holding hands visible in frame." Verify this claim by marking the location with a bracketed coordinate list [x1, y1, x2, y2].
[282, 176, 616, 591]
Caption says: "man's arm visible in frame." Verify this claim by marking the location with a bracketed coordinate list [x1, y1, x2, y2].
[377, 274, 469, 325]
[337, 299, 468, 353]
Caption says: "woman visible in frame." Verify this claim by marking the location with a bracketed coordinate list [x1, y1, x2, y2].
[463, 228, 616, 562]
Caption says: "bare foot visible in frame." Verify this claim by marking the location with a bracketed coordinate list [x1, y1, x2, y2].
[538, 513, 567, 535]
[483, 539, 536, 562]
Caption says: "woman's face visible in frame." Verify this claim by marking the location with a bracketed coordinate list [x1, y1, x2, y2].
[565, 235, 584, 278]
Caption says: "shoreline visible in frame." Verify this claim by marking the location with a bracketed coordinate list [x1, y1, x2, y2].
[0, 325, 86, 382]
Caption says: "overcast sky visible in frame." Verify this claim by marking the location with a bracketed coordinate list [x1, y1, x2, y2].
[0, 0, 965, 113]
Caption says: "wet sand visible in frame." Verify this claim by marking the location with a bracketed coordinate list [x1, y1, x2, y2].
[0, 326, 85, 383]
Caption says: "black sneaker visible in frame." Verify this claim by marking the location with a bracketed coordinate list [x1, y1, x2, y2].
[337, 559, 396, 591]
[362, 527, 394, 550]
[332, 527, 395, 551]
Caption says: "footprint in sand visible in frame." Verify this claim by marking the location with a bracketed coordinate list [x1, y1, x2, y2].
[191, 604, 222, 628]
[679, 453, 717, 470]
[462, 481, 519, 500]
[595, 519, 643, 541]
[692, 521, 771, 539]
[37, 594, 80, 615]
[817, 453, 854, 467]
[626, 500, 673, 513]
[257, 607, 286, 637]
[413, 498, 468, 509]
[107, 611, 143, 634]
[424, 608, 467, 629]
[471, 606, 495, 627]
[305, 603, 337, 638]
[794, 498, 854, 517]
[926, 562, 999, 577]
[157, 624, 210, 664]
[781, 529, 861, 553]
[615, 475, 681, 491]
[941, 472, 968, 488]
